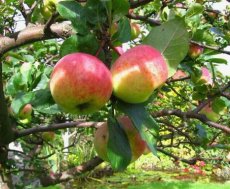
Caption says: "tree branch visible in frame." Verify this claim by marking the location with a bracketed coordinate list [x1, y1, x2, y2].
[130, 0, 154, 9]
[191, 41, 230, 55]
[15, 121, 103, 139]
[40, 156, 103, 186]
[0, 62, 14, 146]
[126, 12, 161, 26]
[153, 109, 230, 134]
[0, 21, 74, 56]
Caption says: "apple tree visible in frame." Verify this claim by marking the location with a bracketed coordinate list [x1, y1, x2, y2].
[0, 0, 229, 188]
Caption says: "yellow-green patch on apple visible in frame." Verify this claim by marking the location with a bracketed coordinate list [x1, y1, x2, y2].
[111, 45, 168, 103]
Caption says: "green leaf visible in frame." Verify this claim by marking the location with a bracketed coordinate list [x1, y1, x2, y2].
[11, 92, 35, 115]
[84, 0, 107, 25]
[196, 124, 208, 145]
[212, 97, 228, 115]
[33, 74, 49, 91]
[13, 73, 27, 90]
[143, 18, 189, 77]
[32, 89, 60, 114]
[57, 1, 88, 34]
[60, 34, 99, 57]
[203, 57, 228, 64]
[107, 116, 132, 170]
[60, 35, 78, 57]
[20, 62, 33, 86]
[186, 3, 204, 18]
[193, 29, 216, 45]
[112, 0, 130, 22]
[34, 104, 60, 114]
[117, 101, 159, 155]
[112, 17, 131, 45]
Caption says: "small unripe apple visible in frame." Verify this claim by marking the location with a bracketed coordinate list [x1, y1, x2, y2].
[19, 104, 33, 119]
[130, 22, 141, 40]
[18, 104, 33, 124]
[188, 44, 204, 59]
[207, 11, 218, 20]
[111, 45, 168, 103]
[42, 132, 55, 141]
[94, 116, 147, 162]
[199, 103, 220, 122]
[200, 67, 213, 85]
[172, 70, 187, 80]
[50, 53, 113, 115]
[195, 0, 204, 4]
[41, 0, 60, 19]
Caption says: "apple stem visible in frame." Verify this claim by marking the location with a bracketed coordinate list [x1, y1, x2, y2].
[95, 40, 106, 57]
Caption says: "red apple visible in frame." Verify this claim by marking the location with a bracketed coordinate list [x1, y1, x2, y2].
[50, 53, 113, 115]
[130, 22, 141, 40]
[94, 116, 147, 162]
[188, 43, 204, 59]
[111, 45, 168, 103]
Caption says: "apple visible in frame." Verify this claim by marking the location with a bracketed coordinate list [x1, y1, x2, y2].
[200, 67, 213, 85]
[114, 46, 125, 55]
[94, 116, 147, 162]
[130, 22, 141, 40]
[42, 131, 55, 141]
[199, 103, 220, 122]
[49, 52, 113, 115]
[18, 104, 33, 124]
[207, 11, 218, 20]
[41, 0, 60, 19]
[172, 69, 187, 80]
[188, 43, 204, 59]
[195, 0, 204, 4]
[110, 45, 168, 103]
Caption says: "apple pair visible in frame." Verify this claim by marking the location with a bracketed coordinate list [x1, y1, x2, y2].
[50, 45, 169, 114]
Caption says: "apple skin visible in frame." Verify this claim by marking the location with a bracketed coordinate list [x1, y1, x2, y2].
[200, 67, 213, 85]
[199, 103, 220, 122]
[94, 116, 147, 162]
[114, 46, 125, 55]
[19, 104, 33, 119]
[42, 132, 55, 141]
[41, 0, 60, 19]
[130, 23, 140, 40]
[18, 104, 33, 124]
[49, 53, 113, 115]
[111, 45, 168, 103]
[188, 44, 204, 59]
[207, 12, 218, 20]
[172, 70, 187, 80]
